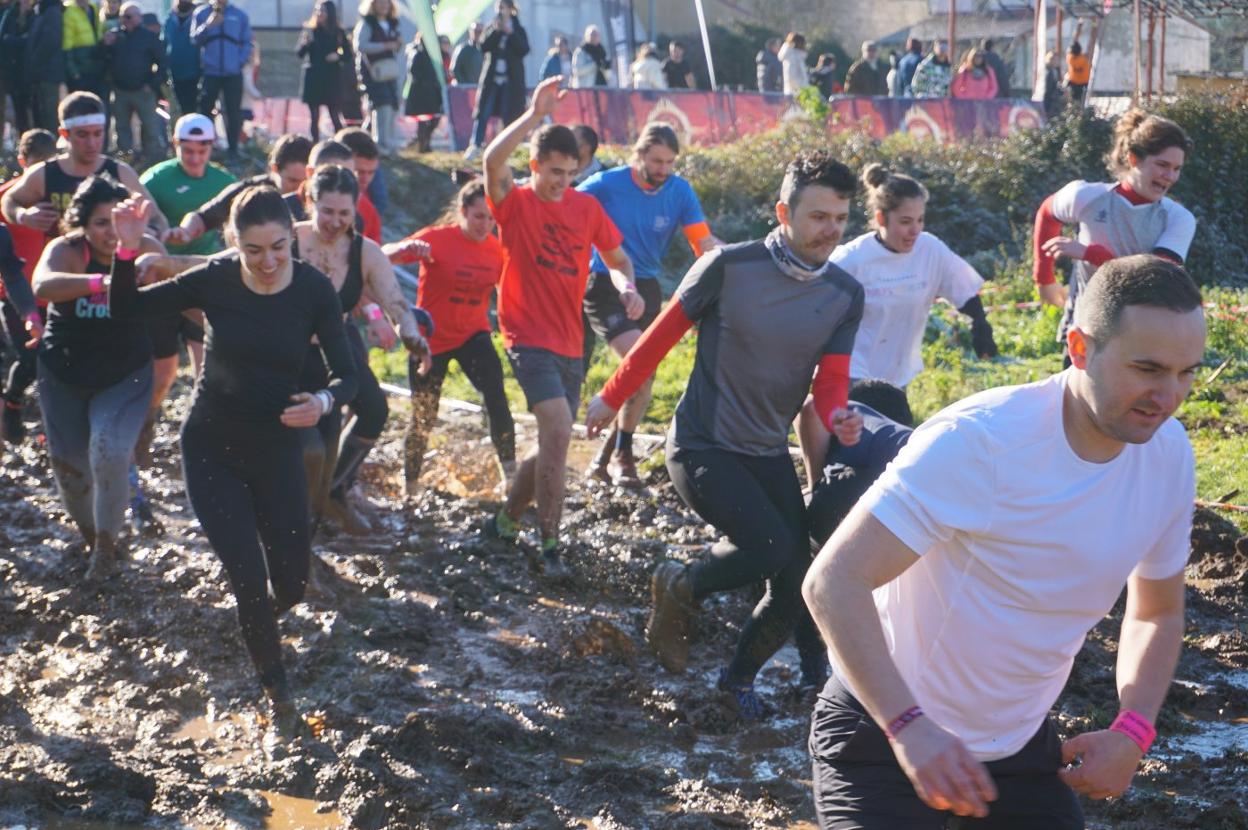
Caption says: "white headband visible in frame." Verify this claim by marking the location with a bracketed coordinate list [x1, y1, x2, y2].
[61, 114, 106, 129]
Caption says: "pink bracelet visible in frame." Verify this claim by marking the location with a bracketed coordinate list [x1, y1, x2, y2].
[363, 303, 384, 321]
[886, 706, 925, 740]
[1110, 710, 1156, 755]
[88, 274, 105, 294]
[115, 246, 139, 261]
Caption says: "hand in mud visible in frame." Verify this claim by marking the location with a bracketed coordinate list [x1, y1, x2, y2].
[619, 288, 644, 320]
[891, 716, 997, 817]
[280, 392, 325, 428]
[584, 395, 618, 438]
[831, 408, 862, 447]
[23, 313, 43, 348]
[366, 314, 397, 350]
[1058, 730, 1144, 799]
[1042, 235, 1087, 262]
[403, 332, 432, 376]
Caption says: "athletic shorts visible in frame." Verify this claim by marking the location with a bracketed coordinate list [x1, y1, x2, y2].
[506, 345, 582, 417]
[583, 272, 664, 344]
[147, 312, 204, 360]
[809, 675, 1084, 830]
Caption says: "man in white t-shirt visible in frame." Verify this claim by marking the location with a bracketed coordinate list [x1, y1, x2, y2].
[803, 254, 1204, 829]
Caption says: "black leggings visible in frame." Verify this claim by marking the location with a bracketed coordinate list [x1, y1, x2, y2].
[1, 300, 39, 404]
[406, 330, 515, 482]
[667, 443, 816, 685]
[182, 415, 310, 698]
[308, 103, 343, 142]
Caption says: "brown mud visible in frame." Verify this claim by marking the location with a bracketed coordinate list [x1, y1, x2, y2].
[2, 388, 1247, 829]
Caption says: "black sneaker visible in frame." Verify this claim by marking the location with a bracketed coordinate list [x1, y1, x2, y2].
[538, 539, 571, 579]
[645, 561, 696, 673]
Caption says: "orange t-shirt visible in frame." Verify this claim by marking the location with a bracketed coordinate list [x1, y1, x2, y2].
[358, 192, 382, 244]
[487, 185, 624, 358]
[1066, 54, 1091, 85]
[397, 224, 504, 355]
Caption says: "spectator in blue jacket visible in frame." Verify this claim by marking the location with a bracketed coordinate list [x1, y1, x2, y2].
[896, 36, 922, 96]
[539, 35, 570, 80]
[164, 0, 200, 116]
[191, 0, 251, 158]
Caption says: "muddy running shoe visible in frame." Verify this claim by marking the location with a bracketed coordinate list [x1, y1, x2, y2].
[583, 457, 612, 485]
[264, 699, 311, 761]
[646, 560, 695, 673]
[718, 668, 765, 721]
[129, 497, 164, 538]
[609, 450, 644, 489]
[84, 542, 118, 583]
[2, 399, 25, 444]
[483, 509, 520, 544]
[538, 538, 570, 579]
[324, 491, 371, 536]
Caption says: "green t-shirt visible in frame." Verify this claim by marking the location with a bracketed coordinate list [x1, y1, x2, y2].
[140, 159, 238, 256]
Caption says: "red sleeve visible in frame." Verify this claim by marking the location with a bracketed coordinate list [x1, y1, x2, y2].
[1032, 194, 1064, 286]
[486, 185, 522, 223]
[358, 194, 382, 244]
[1084, 244, 1114, 268]
[811, 354, 851, 431]
[600, 299, 693, 410]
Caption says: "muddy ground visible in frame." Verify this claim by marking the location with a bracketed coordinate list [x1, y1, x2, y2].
[2, 384, 1248, 830]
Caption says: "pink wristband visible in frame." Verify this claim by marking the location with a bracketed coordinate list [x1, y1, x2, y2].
[1110, 710, 1156, 754]
[89, 274, 105, 293]
[364, 303, 384, 321]
[115, 246, 139, 261]
[886, 706, 925, 740]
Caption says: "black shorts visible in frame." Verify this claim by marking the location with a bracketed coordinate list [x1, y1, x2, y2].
[809, 675, 1084, 830]
[505, 345, 583, 416]
[147, 312, 204, 360]
[582, 273, 664, 344]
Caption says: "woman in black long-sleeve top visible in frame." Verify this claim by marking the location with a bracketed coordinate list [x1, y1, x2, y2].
[108, 186, 357, 747]
[297, 0, 349, 141]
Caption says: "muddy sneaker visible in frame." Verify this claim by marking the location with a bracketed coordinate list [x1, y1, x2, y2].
[129, 497, 164, 538]
[2, 399, 25, 444]
[264, 699, 311, 761]
[646, 560, 696, 673]
[718, 668, 766, 721]
[84, 543, 118, 583]
[583, 457, 612, 485]
[610, 450, 644, 489]
[483, 509, 520, 544]
[538, 538, 570, 579]
[324, 491, 371, 536]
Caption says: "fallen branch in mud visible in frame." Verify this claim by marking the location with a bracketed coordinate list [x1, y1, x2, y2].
[1195, 499, 1248, 514]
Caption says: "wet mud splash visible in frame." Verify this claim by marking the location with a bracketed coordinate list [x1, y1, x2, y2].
[1, 389, 1247, 828]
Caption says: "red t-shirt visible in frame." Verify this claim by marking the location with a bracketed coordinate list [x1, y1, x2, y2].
[358, 192, 382, 244]
[397, 224, 504, 355]
[0, 178, 49, 304]
[487, 185, 623, 357]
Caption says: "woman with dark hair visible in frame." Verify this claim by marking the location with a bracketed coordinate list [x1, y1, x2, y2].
[403, 30, 445, 153]
[810, 53, 841, 98]
[293, 164, 430, 532]
[1033, 109, 1195, 358]
[107, 185, 357, 748]
[387, 180, 515, 492]
[354, 0, 402, 152]
[297, 0, 349, 141]
[31, 174, 165, 580]
[464, 0, 529, 159]
[950, 48, 998, 99]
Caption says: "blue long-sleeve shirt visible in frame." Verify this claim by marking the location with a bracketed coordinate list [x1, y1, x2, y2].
[190, 3, 251, 77]
[164, 8, 200, 81]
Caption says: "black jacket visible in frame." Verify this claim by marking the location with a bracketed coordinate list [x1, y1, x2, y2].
[403, 40, 442, 116]
[108, 24, 166, 91]
[473, 17, 528, 123]
[755, 49, 781, 93]
[983, 49, 1011, 97]
[25, 0, 63, 85]
[0, 3, 35, 86]
[297, 24, 348, 106]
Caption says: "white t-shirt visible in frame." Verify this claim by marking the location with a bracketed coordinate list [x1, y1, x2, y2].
[835, 370, 1194, 761]
[1050, 181, 1197, 338]
[831, 232, 983, 387]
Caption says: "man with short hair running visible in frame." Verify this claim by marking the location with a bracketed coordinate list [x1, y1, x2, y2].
[579, 122, 718, 487]
[1, 92, 169, 238]
[333, 126, 383, 244]
[803, 255, 1204, 828]
[585, 151, 864, 715]
[137, 113, 237, 463]
[483, 76, 634, 577]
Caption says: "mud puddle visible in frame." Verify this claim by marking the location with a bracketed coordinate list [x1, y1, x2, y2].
[2, 387, 1248, 828]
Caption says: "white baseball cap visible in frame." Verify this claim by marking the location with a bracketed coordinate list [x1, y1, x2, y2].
[174, 113, 216, 142]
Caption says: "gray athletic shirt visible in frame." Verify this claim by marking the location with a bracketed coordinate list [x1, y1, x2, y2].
[671, 239, 864, 457]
